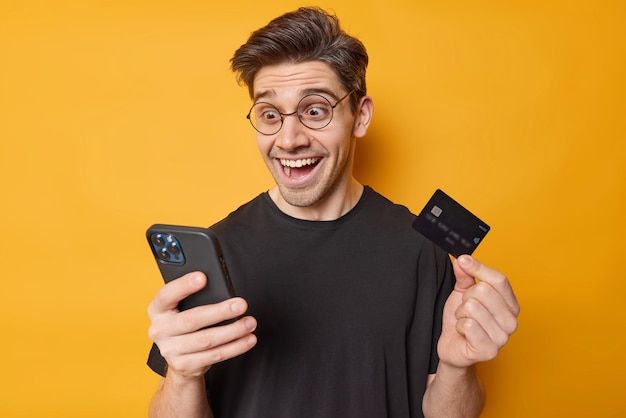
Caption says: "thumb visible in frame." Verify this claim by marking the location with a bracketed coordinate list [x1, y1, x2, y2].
[452, 255, 478, 291]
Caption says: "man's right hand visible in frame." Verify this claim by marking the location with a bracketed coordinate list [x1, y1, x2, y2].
[147, 271, 258, 380]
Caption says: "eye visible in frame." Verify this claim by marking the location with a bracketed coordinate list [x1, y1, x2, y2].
[304, 105, 327, 118]
[299, 96, 332, 120]
[261, 109, 280, 122]
[253, 103, 281, 124]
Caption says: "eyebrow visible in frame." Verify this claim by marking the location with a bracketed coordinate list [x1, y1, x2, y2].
[253, 87, 340, 103]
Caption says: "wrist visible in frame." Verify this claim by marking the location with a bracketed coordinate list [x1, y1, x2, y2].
[424, 363, 485, 418]
[164, 367, 207, 392]
[434, 362, 479, 385]
[151, 367, 212, 418]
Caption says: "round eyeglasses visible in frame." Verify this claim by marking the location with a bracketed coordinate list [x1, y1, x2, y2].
[246, 90, 354, 136]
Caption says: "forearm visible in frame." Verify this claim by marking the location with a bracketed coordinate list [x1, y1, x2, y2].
[422, 364, 485, 418]
[149, 371, 213, 418]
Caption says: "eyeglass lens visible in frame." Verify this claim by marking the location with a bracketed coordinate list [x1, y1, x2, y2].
[248, 94, 336, 135]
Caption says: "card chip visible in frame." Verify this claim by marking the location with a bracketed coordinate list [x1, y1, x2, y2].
[431, 205, 443, 217]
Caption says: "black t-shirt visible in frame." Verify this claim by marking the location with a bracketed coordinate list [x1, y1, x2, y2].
[148, 186, 455, 418]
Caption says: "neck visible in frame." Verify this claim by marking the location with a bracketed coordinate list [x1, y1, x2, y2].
[269, 179, 364, 221]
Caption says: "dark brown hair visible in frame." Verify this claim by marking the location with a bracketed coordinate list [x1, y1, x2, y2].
[230, 7, 368, 111]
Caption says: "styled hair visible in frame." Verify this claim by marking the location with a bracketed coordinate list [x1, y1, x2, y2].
[230, 7, 368, 111]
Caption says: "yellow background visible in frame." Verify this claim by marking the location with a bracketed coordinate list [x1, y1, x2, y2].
[1, 0, 624, 416]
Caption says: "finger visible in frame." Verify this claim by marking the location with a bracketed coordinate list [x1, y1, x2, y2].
[173, 316, 258, 356]
[170, 297, 250, 336]
[463, 281, 519, 335]
[455, 317, 500, 363]
[455, 255, 520, 316]
[148, 272, 207, 316]
[153, 314, 257, 376]
[452, 264, 477, 292]
[456, 296, 512, 349]
[167, 332, 258, 375]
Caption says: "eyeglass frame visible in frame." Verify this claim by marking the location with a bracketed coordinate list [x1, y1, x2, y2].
[245, 89, 355, 136]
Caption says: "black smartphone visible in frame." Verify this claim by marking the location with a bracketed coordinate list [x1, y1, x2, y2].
[146, 224, 236, 311]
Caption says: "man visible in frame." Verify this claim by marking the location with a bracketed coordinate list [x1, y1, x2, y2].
[147, 7, 519, 418]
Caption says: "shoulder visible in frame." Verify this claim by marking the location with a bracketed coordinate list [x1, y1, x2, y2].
[210, 193, 271, 231]
[361, 187, 451, 260]
[358, 186, 417, 227]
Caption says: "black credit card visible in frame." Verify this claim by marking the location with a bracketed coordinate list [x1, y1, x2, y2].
[412, 189, 490, 258]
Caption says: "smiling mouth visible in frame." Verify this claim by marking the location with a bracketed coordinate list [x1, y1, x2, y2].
[280, 158, 320, 177]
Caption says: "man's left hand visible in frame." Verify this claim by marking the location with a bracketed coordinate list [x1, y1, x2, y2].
[437, 255, 520, 368]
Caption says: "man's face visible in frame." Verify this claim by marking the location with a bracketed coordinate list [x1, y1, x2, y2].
[251, 61, 370, 218]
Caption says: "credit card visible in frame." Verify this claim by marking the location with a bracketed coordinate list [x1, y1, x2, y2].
[412, 189, 490, 258]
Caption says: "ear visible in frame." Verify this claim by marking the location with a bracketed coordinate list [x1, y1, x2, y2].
[352, 96, 374, 138]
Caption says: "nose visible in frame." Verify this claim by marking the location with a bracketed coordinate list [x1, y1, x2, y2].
[274, 113, 311, 151]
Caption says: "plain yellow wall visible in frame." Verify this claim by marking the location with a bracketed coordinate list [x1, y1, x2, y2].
[1, 0, 624, 416]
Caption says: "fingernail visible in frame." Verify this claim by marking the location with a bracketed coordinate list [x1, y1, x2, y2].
[246, 335, 257, 347]
[244, 317, 256, 331]
[190, 273, 204, 287]
[230, 299, 245, 313]
[458, 255, 472, 267]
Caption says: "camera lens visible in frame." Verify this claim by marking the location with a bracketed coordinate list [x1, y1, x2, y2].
[157, 248, 170, 261]
[167, 243, 180, 257]
[151, 234, 165, 247]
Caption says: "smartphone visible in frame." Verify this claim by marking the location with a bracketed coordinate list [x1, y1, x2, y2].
[146, 224, 236, 311]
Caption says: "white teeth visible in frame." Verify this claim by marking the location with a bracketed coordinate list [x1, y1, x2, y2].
[280, 158, 319, 177]
[280, 158, 319, 168]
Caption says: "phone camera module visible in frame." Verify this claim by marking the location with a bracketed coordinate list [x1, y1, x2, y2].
[151, 233, 185, 264]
